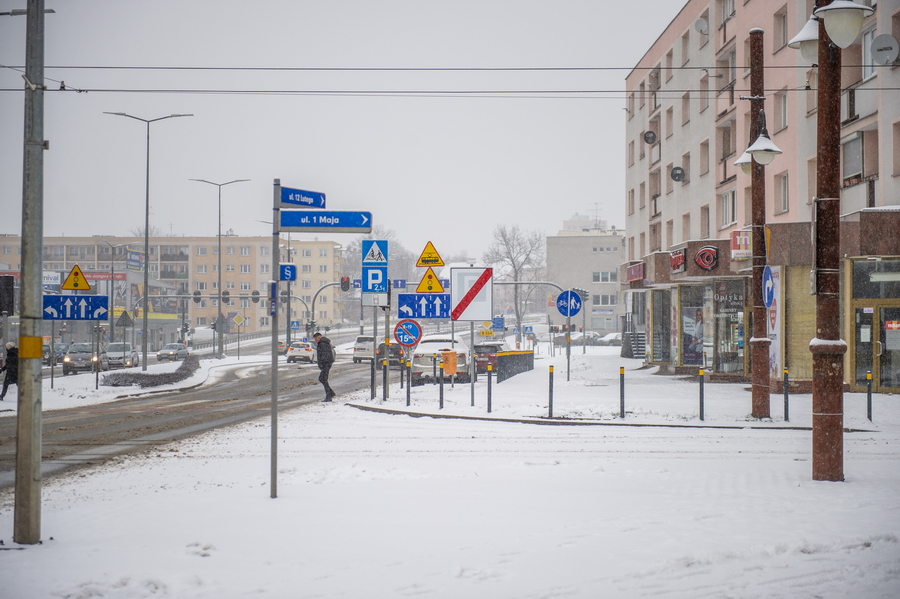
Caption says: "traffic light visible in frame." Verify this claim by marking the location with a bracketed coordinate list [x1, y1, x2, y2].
[251, 290, 260, 303]
[192, 290, 201, 304]
[340, 276, 350, 292]
[221, 290, 230, 304]
[0, 275, 13, 314]
[211, 322, 217, 331]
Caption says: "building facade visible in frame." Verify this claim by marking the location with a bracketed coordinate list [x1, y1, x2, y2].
[546, 217, 626, 333]
[623, 0, 900, 392]
[0, 234, 347, 347]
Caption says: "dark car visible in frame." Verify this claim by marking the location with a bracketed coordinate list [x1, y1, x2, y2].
[375, 342, 406, 367]
[62, 343, 109, 375]
[474, 342, 506, 373]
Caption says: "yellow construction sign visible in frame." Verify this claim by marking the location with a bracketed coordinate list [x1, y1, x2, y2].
[415, 267, 445, 293]
[61, 264, 91, 291]
[416, 241, 444, 267]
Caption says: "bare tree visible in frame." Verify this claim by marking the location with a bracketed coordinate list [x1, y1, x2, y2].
[482, 225, 545, 341]
[127, 225, 164, 238]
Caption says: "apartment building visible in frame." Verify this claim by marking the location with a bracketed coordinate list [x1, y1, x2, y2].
[0, 234, 346, 346]
[622, 0, 900, 392]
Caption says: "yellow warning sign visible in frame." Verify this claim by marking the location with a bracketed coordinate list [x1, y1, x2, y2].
[61, 265, 91, 291]
[416, 241, 444, 267]
[415, 267, 445, 293]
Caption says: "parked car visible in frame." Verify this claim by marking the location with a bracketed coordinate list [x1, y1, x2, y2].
[375, 342, 406, 367]
[409, 335, 470, 383]
[277, 340, 287, 354]
[353, 335, 375, 364]
[286, 341, 317, 363]
[43, 342, 69, 366]
[62, 343, 109, 375]
[473, 342, 507, 374]
[106, 342, 140, 369]
[156, 343, 190, 362]
[597, 332, 623, 346]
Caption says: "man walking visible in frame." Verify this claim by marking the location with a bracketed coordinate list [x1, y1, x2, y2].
[0, 342, 18, 401]
[313, 332, 336, 401]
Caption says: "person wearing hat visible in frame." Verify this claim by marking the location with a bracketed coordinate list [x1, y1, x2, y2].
[0, 341, 18, 401]
[312, 332, 336, 402]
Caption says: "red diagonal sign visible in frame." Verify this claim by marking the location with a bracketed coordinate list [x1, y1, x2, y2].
[451, 268, 492, 321]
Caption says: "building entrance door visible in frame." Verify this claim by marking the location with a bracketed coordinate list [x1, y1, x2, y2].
[853, 306, 900, 393]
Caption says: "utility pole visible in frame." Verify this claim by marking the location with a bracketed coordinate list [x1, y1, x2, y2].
[15, 0, 47, 545]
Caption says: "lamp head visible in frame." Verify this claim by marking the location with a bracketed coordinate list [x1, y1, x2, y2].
[814, 0, 874, 49]
[789, 15, 820, 64]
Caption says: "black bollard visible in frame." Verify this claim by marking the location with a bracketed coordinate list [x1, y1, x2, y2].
[548, 365, 554, 418]
[867, 370, 873, 422]
[406, 360, 411, 407]
[487, 364, 493, 413]
[439, 363, 444, 409]
[699, 368, 705, 421]
[620, 366, 625, 419]
[783, 368, 789, 422]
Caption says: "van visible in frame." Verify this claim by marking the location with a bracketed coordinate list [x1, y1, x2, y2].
[353, 335, 375, 363]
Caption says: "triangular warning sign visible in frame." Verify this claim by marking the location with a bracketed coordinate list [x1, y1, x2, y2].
[415, 267, 445, 293]
[61, 264, 91, 291]
[116, 311, 134, 327]
[363, 243, 386, 263]
[416, 241, 444, 267]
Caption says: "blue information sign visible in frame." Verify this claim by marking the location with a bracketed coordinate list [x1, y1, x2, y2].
[279, 264, 297, 281]
[362, 266, 389, 293]
[398, 293, 450, 319]
[43, 295, 109, 321]
[361, 239, 388, 264]
[279, 210, 372, 233]
[280, 186, 326, 208]
[290, 320, 301, 330]
[762, 265, 775, 308]
[492, 316, 505, 331]
[556, 290, 582, 317]
[394, 319, 423, 347]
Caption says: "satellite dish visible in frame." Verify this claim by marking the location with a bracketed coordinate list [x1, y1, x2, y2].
[872, 34, 899, 65]
[643, 130, 658, 145]
[671, 167, 685, 182]
[695, 18, 709, 35]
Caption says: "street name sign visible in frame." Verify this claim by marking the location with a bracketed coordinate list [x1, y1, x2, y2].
[279, 210, 372, 233]
[398, 293, 450, 319]
[280, 186, 326, 208]
[43, 295, 109, 321]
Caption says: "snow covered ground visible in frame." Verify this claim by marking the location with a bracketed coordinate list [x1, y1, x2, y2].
[1, 342, 898, 598]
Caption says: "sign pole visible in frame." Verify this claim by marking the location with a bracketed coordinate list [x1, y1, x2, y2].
[270, 179, 280, 499]
[470, 321, 475, 406]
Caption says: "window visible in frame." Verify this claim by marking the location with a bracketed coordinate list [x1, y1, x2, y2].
[196, 247, 207, 256]
[666, 107, 674, 138]
[302, 280, 311, 289]
[196, 264, 207, 274]
[260, 264, 270, 274]
[666, 163, 674, 195]
[700, 140, 710, 175]
[718, 0, 734, 26]
[240, 264, 251, 274]
[699, 75, 709, 112]
[700, 205, 710, 238]
[640, 182, 646, 210]
[240, 298, 250, 309]
[226, 247, 235, 255]
[628, 189, 635, 215]
[682, 152, 691, 184]
[240, 281, 251, 290]
[628, 237, 635, 261]
[893, 122, 900, 176]
[628, 92, 635, 116]
[592, 294, 618, 306]
[196, 316, 207, 326]
[319, 248, 328, 257]
[718, 120, 736, 161]
[862, 28, 877, 80]
[775, 89, 788, 132]
[806, 69, 818, 114]
[681, 93, 690, 126]
[260, 246, 269, 256]
[226, 281, 235, 289]
[592, 271, 618, 283]
[775, 172, 790, 213]
[665, 50, 673, 81]
[195, 282, 207, 291]
[212, 281, 219, 290]
[302, 249, 312, 257]
[666, 220, 673, 249]
[719, 190, 737, 228]
[628, 140, 635, 166]
[682, 213, 691, 241]
[226, 264, 234, 272]
[238, 246, 249, 256]
[774, 6, 789, 50]
[301, 264, 311, 273]
[681, 31, 690, 65]
[319, 264, 328, 273]
[843, 135, 863, 185]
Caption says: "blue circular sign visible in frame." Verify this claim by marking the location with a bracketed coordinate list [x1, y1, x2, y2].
[394, 319, 423, 347]
[557, 290, 582, 317]
[762, 266, 775, 308]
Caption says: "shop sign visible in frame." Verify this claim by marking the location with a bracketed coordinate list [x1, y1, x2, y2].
[731, 230, 751, 260]
[626, 262, 644, 282]
[694, 246, 719, 271]
[670, 249, 686, 273]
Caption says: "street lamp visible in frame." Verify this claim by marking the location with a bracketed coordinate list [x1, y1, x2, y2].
[105, 112, 193, 371]
[190, 178, 249, 359]
[791, 0, 873, 482]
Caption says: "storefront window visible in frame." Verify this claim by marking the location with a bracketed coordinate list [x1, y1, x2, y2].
[713, 280, 745, 373]
[651, 290, 671, 362]
[852, 260, 900, 299]
[680, 286, 708, 366]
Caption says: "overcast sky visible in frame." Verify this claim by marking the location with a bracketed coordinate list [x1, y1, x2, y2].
[1, 0, 684, 260]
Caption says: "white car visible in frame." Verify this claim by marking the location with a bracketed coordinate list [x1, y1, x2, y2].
[353, 335, 375, 363]
[106, 342, 140, 369]
[286, 342, 317, 363]
[409, 335, 470, 383]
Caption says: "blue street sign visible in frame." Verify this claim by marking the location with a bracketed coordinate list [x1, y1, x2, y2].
[361, 239, 388, 264]
[394, 319, 423, 347]
[362, 266, 389, 293]
[352, 279, 361, 289]
[492, 316, 505, 331]
[279, 264, 297, 281]
[524, 326, 533, 334]
[398, 293, 451, 319]
[43, 295, 109, 321]
[279, 210, 372, 233]
[280, 186, 326, 208]
[290, 320, 301, 330]
[393, 279, 406, 289]
[762, 265, 775, 308]
[556, 290, 582, 317]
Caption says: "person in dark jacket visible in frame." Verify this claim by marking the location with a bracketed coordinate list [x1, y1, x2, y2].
[313, 332, 336, 401]
[0, 342, 18, 401]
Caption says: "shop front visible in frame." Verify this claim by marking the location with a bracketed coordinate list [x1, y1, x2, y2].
[849, 258, 900, 393]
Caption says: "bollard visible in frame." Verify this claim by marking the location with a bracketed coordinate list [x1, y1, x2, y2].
[432, 353, 438, 385]
[487, 364, 493, 413]
[783, 368, 789, 422]
[400, 359, 404, 389]
[382, 359, 388, 401]
[406, 360, 411, 407]
[867, 370, 873, 422]
[699, 368, 705, 421]
[439, 362, 444, 409]
[548, 365, 554, 418]
[370, 358, 376, 400]
[619, 366, 625, 419]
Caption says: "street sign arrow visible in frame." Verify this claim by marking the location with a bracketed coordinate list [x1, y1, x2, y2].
[279, 210, 373, 233]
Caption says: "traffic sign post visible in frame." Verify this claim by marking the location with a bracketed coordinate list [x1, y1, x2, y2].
[762, 265, 775, 308]
[43, 295, 109, 321]
[279, 186, 326, 208]
[279, 210, 372, 233]
[398, 293, 450, 319]
[556, 290, 582, 382]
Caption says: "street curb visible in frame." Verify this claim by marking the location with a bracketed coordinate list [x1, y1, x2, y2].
[345, 402, 875, 433]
